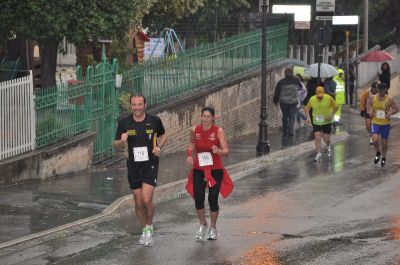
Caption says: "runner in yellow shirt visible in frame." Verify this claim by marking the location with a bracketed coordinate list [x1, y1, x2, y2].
[367, 83, 398, 167]
[305, 86, 338, 161]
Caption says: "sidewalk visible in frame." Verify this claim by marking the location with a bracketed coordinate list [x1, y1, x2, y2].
[0, 108, 370, 248]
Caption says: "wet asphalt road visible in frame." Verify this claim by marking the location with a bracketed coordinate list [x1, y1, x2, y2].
[1, 114, 400, 264]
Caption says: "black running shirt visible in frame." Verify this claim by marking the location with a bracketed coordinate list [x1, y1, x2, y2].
[115, 113, 165, 163]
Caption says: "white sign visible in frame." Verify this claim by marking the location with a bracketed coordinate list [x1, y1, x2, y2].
[332, 15, 359, 25]
[144, 38, 165, 60]
[316, 0, 335, 13]
[272, 5, 311, 29]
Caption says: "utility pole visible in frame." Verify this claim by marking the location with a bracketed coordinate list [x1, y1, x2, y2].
[363, 0, 368, 53]
[256, 0, 270, 155]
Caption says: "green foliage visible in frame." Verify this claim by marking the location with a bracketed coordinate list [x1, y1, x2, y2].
[36, 114, 63, 137]
[118, 93, 132, 113]
[143, 0, 205, 31]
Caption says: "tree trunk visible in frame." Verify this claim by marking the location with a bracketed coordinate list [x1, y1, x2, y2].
[39, 40, 59, 88]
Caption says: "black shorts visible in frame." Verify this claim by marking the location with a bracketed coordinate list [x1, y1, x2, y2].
[127, 159, 159, 190]
[312, 123, 332, 134]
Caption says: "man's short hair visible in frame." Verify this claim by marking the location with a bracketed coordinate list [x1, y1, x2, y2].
[284, 68, 293, 76]
[130, 93, 147, 104]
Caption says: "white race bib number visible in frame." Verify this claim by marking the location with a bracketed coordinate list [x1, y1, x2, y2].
[198, 152, 213, 167]
[315, 115, 325, 123]
[133, 146, 149, 162]
[376, 110, 386, 119]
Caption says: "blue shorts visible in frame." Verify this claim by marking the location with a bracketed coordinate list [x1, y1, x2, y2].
[371, 124, 390, 139]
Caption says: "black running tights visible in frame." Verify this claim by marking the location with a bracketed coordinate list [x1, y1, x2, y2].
[193, 169, 223, 212]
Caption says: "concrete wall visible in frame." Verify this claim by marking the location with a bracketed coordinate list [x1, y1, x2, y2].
[149, 63, 289, 154]
[0, 132, 95, 185]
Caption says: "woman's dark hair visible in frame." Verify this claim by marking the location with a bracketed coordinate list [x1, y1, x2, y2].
[201, 107, 215, 117]
[381, 62, 390, 72]
[378, 82, 387, 90]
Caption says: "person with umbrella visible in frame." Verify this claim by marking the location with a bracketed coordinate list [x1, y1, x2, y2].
[379, 62, 391, 91]
[362, 50, 395, 93]
[273, 68, 302, 137]
[368, 83, 398, 167]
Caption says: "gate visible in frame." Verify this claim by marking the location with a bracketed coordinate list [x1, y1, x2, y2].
[86, 49, 119, 163]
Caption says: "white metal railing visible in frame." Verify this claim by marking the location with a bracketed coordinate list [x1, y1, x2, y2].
[0, 71, 35, 160]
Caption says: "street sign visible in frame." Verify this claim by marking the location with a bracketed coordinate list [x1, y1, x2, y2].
[316, 16, 333, 21]
[316, 0, 335, 13]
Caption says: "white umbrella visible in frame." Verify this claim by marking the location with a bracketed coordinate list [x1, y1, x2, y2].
[304, 63, 339, 78]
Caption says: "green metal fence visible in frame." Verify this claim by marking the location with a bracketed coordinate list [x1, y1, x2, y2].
[121, 23, 288, 106]
[35, 23, 288, 163]
[35, 81, 91, 148]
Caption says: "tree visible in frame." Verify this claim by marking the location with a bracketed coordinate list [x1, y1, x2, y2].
[0, 0, 154, 87]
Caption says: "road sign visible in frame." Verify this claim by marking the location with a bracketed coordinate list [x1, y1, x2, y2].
[316, 16, 333, 21]
[316, 0, 335, 13]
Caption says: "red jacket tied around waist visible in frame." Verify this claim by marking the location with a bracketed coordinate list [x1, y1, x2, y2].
[186, 124, 234, 198]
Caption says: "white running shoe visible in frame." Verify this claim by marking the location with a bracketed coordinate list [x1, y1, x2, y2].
[195, 224, 208, 240]
[369, 137, 373, 145]
[327, 145, 332, 157]
[314, 152, 322, 162]
[207, 227, 218, 240]
[143, 229, 154, 247]
[138, 231, 146, 245]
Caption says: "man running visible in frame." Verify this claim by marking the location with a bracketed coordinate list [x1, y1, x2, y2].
[305, 86, 338, 161]
[114, 93, 167, 246]
[368, 83, 398, 167]
[359, 81, 379, 145]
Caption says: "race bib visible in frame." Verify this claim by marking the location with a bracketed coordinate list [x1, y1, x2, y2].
[315, 115, 325, 123]
[376, 110, 386, 119]
[197, 152, 213, 167]
[133, 146, 149, 162]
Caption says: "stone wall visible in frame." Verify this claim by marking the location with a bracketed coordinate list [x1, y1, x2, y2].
[149, 63, 288, 154]
[0, 132, 95, 185]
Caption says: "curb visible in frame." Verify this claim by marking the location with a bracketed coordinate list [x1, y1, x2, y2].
[0, 132, 349, 250]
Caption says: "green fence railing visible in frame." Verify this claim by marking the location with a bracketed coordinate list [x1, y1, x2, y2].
[35, 81, 91, 148]
[121, 23, 288, 106]
[34, 23, 288, 162]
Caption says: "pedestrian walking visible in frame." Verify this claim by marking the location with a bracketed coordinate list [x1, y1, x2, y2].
[295, 74, 307, 127]
[378, 62, 391, 91]
[333, 69, 345, 124]
[273, 68, 302, 136]
[359, 81, 379, 145]
[186, 107, 234, 240]
[305, 86, 338, 161]
[368, 83, 398, 167]
[114, 93, 167, 246]
[323, 76, 336, 99]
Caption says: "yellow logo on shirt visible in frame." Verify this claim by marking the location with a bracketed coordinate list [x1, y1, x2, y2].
[127, 129, 136, 136]
[146, 129, 153, 134]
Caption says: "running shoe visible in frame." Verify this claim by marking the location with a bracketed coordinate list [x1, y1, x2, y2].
[327, 145, 332, 157]
[374, 152, 381, 164]
[314, 152, 322, 162]
[381, 158, 387, 167]
[207, 227, 218, 240]
[369, 137, 373, 145]
[195, 224, 208, 240]
[143, 228, 154, 246]
[138, 230, 146, 245]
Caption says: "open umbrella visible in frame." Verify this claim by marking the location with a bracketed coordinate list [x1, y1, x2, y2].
[304, 63, 338, 78]
[361, 50, 395, 62]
